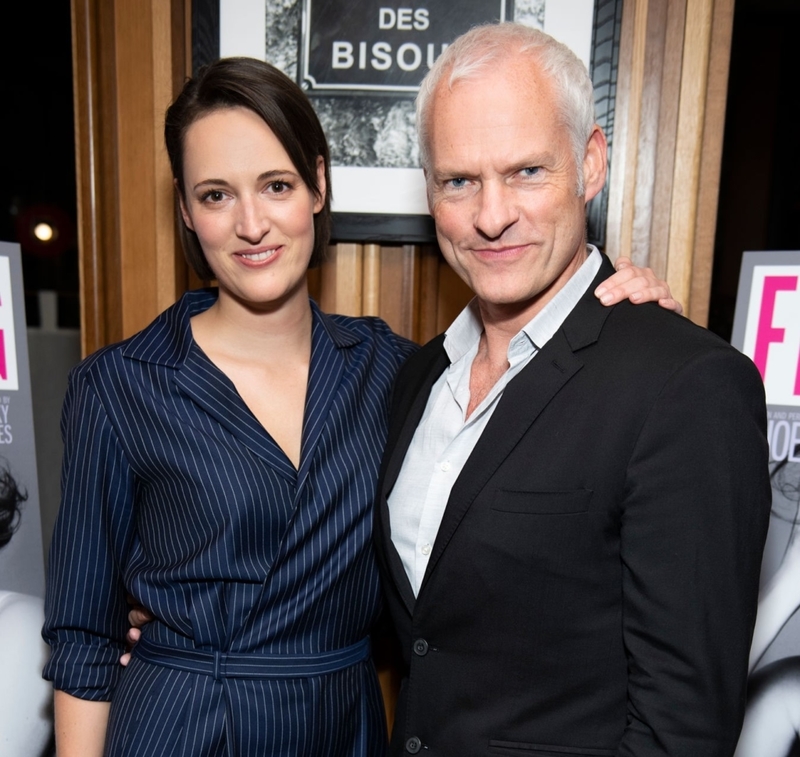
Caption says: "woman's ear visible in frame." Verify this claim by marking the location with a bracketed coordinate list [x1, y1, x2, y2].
[176, 179, 194, 230]
[313, 156, 326, 214]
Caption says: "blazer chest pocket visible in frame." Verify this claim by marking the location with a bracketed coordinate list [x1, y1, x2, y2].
[490, 488, 592, 515]
[488, 740, 614, 756]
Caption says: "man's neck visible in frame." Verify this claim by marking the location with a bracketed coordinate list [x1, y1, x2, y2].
[466, 331, 510, 418]
[475, 244, 592, 362]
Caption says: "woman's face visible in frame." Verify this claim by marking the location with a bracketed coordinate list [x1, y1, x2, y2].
[179, 106, 324, 309]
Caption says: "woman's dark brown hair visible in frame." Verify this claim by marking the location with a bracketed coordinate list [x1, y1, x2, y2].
[0, 466, 27, 550]
[164, 57, 332, 279]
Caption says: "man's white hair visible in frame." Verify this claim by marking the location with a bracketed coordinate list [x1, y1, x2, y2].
[416, 22, 597, 195]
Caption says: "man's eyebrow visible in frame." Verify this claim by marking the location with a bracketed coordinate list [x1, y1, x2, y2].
[431, 154, 554, 184]
[432, 171, 472, 182]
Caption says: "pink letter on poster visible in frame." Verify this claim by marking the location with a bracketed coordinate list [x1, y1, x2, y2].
[0, 290, 5, 380]
[753, 276, 798, 382]
[0, 330, 6, 380]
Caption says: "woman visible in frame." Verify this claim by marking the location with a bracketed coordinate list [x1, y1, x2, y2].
[43, 57, 678, 757]
[0, 466, 52, 757]
[735, 454, 800, 757]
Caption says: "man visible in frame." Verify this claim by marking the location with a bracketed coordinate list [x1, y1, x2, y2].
[374, 22, 771, 756]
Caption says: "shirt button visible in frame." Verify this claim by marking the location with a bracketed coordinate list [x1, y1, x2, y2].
[420, 543, 432, 556]
[413, 638, 429, 656]
[440, 461, 451, 472]
[406, 736, 422, 754]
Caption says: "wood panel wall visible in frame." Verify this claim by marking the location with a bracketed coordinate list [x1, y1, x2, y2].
[308, 0, 738, 340]
[605, 0, 734, 325]
[72, 0, 734, 352]
[307, 244, 472, 344]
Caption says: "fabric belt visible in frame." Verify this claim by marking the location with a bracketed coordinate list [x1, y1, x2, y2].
[134, 635, 371, 680]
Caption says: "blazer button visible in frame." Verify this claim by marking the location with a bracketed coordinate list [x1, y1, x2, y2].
[405, 736, 422, 754]
[413, 638, 429, 656]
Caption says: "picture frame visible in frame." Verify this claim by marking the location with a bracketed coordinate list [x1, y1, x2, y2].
[191, 0, 622, 247]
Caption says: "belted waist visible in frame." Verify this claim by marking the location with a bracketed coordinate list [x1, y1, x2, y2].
[133, 635, 371, 680]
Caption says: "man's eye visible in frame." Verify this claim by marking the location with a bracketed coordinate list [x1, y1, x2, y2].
[446, 178, 468, 189]
[521, 167, 541, 177]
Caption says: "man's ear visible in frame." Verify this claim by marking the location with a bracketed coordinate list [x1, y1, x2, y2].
[582, 126, 608, 203]
[176, 179, 194, 231]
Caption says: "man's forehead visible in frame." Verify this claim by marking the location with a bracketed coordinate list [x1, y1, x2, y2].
[440, 49, 548, 94]
[428, 62, 562, 149]
[430, 57, 554, 125]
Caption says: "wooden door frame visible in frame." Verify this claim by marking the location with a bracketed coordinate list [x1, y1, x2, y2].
[71, 0, 193, 356]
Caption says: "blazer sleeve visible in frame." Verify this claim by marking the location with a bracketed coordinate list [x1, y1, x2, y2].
[618, 346, 771, 756]
[42, 367, 136, 700]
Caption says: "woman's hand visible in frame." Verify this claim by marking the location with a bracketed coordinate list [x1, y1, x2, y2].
[594, 256, 684, 314]
[119, 602, 155, 667]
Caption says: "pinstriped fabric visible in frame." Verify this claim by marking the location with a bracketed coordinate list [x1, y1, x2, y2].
[43, 289, 416, 756]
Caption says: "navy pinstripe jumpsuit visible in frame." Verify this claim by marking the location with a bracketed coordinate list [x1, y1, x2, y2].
[43, 289, 415, 756]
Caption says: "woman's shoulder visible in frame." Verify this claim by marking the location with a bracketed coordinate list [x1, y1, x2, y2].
[314, 305, 419, 361]
[71, 289, 218, 382]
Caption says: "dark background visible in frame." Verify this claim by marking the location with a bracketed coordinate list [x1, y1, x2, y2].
[1, 2, 79, 330]
[708, 0, 800, 340]
[1, 0, 798, 340]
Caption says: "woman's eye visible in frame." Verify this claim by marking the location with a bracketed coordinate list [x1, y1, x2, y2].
[201, 190, 226, 203]
[268, 181, 290, 193]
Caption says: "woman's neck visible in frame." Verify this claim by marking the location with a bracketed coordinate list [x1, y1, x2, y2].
[191, 285, 313, 364]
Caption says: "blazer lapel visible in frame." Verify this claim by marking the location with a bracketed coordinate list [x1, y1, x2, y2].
[419, 259, 617, 595]
[383, 336, 449, 492]
[378, 338, 449, 614]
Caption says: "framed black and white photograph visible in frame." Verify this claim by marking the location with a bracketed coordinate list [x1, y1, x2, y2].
[193, 0, 619, 245]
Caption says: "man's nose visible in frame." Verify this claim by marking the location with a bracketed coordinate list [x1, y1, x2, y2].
[474, 181, 519, 239]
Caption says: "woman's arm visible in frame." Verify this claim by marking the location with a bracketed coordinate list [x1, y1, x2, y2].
[734, 657, 800, 756]
[54, 690, 110, 757]
[44, 368, 135, 724]
[595, 256, 683, 313]
[748, 532, 800, 672]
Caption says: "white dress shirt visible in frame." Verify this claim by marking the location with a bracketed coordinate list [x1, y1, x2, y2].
[388, 247, 602, 595]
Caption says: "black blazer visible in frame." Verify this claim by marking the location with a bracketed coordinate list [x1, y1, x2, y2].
[375, 258, 771, 757]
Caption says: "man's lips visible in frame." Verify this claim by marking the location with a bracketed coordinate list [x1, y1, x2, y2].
[471, 243, 530, 258]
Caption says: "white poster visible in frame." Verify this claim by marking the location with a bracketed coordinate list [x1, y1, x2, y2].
[0, 241, 52, 755]
[731, 250, 800, 756]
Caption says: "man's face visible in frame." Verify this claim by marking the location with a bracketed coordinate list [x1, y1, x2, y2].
[426, 54, 607, 321]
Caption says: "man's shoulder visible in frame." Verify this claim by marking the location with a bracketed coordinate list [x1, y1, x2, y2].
[597, 301, 758, 379]
[604, 301, 728, 348]
[396, 333, 446, 378]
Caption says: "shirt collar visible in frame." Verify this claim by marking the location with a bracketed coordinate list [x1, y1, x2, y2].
[443, 245, 602, 364]
[122, 290, 363, 368]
